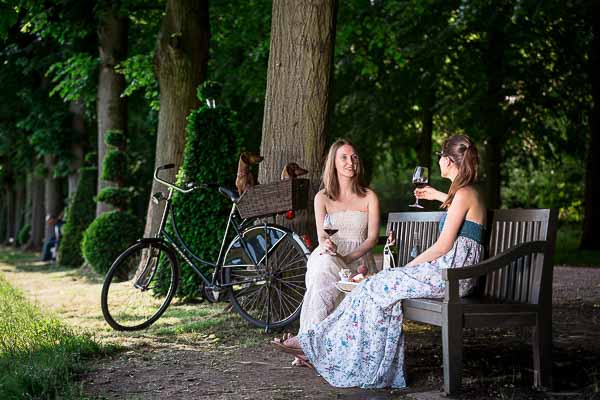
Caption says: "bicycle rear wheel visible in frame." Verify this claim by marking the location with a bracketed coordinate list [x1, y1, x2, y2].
[222, 224, 309, 329]
[101, 240, 179, 331]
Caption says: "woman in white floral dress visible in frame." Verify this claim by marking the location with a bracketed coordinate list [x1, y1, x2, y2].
[299, 139, 379, 335]
[274, 135, 486, 389]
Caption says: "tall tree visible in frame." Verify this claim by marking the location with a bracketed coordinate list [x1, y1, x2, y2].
[143, 0, 210, 238]
[96, 4, 129, 216]
[258, 0, 338, 238]
[581, 0, 600, 250]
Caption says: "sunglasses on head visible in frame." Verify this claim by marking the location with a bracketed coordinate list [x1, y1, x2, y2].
[436, 151, 454, 163]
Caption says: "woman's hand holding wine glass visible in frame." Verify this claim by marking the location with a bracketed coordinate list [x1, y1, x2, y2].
[409, 166, 429, 209]
[322, 214, 338, 256]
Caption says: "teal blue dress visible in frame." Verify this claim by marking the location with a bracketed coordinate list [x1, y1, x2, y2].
[297, 216, 485, 388]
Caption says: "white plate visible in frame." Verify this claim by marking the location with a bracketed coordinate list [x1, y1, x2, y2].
[335, 281, 360, 293]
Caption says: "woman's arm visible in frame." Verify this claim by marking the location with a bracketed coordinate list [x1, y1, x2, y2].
[338, 190, 380, 264]
[415, 185, 448, 203]
[405, 189, 470, 267]
[314, 192, 329, 247]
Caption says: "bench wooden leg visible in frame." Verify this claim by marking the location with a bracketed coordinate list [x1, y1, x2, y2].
[442, 306, 463, 395]
[532, 313, 553, 389]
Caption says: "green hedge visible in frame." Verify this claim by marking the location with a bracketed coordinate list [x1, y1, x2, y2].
[105, 129, 125, 148]
[96, 187, 132, 211]
[101, 150, 128, 183]
[16, 224, 31, 247]
[58, 167, 97, 268]
[81, 211, 142, 275]
[154, 98, 241, 299]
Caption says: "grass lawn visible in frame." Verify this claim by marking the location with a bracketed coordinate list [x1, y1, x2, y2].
[0, 273, 104, 399]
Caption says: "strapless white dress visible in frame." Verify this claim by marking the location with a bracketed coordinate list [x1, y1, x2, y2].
[299, 210, 376, 333]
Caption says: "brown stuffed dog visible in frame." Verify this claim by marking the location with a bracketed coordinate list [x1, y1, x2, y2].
[280, 162, 308, 180]
[236, 152, 264, 195]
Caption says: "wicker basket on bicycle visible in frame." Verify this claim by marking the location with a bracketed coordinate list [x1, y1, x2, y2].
[236, 178, 310, 219]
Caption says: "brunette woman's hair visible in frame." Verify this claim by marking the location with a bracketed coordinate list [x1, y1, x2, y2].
[440, 135, 479, 209]
[321, 138, 368, 200]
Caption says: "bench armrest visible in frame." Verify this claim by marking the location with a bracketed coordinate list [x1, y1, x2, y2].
[441, 240, 547, 281]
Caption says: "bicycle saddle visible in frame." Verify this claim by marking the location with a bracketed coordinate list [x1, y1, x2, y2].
[218, 186, 240, 203]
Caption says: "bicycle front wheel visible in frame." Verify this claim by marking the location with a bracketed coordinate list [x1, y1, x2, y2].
[101, 240, 179, 331]
[222, 224, 309, 329]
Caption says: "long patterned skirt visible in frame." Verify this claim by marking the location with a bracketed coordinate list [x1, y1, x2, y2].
[297, 236, 483, 388]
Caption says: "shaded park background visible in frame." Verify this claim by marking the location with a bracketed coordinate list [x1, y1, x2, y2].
[0, 0, 599, 280]
[1, 1, 600, 399]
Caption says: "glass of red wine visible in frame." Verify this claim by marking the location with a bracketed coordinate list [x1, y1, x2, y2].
[323, 214, 338, 255]
[409, 166, 429, 209]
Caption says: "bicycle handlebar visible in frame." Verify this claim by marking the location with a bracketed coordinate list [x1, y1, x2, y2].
[153, 164, 201, 194]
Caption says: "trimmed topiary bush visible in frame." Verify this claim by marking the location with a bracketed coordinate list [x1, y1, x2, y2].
[95, 187, 133, 211]
[153, 82, 242, 299]
[105, 129, 126, 148]
[83, 130, 140, 274]
[58, 166, 97, 267]
[17, 224, 31, 246]
[101, 151, 128, 183]
[81, 211, 142, 275]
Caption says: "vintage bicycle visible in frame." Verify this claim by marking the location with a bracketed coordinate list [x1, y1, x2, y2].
[101, 163, 310, 332]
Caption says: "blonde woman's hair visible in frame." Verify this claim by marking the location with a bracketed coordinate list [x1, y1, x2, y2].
[440, 135, 480, 209]
[321, 138, 368, 201]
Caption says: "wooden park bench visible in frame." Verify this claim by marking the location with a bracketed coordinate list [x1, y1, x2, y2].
[386, 209, 558, 395]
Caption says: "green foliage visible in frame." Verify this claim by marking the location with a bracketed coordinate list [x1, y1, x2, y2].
[96, 187, 133, 210]
[555, 223, 600, 267]
[503, 155, 584, 223]
[82, 211, 142, 275]
[101, 150, 128, 183]
[46, 53, 98, 103]
[16, 224, 31, 246]
[105, 129, 126, 148]
[154, 101, 242, 299]
[58, 167, 97, 268]
[0, 274, 101, 399]
[116, 53, 160, 111]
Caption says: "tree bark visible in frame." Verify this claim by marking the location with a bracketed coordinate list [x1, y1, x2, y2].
[417, 88, 435, 170]
[96, 7, 128, 216]
[258, 0, 338, 240]
[143, 0, 210, 238]
[480, 14, 508, 210]
[581, 2, 600, 250]
[68, 100, 86, 197]
[23, 173, 45, 251]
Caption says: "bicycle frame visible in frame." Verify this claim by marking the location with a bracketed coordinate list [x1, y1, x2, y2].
[153, 185, 292, 291]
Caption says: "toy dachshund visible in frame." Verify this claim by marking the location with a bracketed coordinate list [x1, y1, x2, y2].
[280, 162, 308, 180]
[236, 152, 264, 195]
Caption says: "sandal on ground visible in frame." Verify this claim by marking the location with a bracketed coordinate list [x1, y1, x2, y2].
[271, 334, 304, 356]
[292, 355, 314, 370]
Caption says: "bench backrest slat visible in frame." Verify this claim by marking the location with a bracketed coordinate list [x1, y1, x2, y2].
[386, 209, 556, 306]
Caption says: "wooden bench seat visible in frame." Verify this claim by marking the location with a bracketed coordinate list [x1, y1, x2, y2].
[386, 209, 557, 395]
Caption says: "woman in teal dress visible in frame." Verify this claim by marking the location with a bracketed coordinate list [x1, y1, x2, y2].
[273, 135, 486, 389]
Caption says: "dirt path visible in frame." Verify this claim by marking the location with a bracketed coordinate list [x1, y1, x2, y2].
[1, 250, 599, 399]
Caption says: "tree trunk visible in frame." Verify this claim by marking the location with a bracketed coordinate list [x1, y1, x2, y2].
[258, 0, 338, 240]
[13, 180, 25, 246]
[23, 173, 45, 251]
[68, 100, 86, 197]
[43, 156, 65, 244]
[480, 16, 508, 210]
[143, 0, 210, 238]
[580, 2, 600, 250]
[96, 7, 128, 216]
[417, 88, 435, 169]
